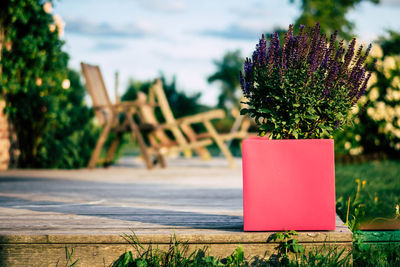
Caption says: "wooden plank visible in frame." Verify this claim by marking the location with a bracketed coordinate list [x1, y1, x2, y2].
[151, 81, 192, 158]
[0, 242, 353, 267]
[0, 159, 352, 266]
[87, 115, 115, 169]
[203, 120, 236, 168]
[105, 132, 122, 165]
[176, 110, 225, 125]
[125, 109, 156, 169]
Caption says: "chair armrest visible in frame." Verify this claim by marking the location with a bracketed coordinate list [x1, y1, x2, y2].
[176, 109, 225, 125]
[93, 101, 158, 110]
[139, 109, 225, 132]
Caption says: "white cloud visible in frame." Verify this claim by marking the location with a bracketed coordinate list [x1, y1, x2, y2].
[65, 18, 157, 38]
[137, 0, 186, 13]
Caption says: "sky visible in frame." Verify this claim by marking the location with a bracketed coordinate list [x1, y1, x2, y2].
[53, 0, 400, 106]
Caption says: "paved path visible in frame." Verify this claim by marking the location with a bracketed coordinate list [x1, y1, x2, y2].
[0, 157, 351, 266]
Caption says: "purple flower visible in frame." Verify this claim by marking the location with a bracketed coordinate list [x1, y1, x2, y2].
[239, 23, 373, 137]
[253, 34, 267, 66]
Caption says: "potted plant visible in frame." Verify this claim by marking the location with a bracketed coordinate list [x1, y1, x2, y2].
[240, 23, 375, 231]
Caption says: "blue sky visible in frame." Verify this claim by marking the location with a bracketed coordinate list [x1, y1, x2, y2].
[53, 0, 400, 105]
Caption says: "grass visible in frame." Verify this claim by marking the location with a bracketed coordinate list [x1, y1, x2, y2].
[112, 233, 353, 267]
[335, 160, 400, 226]
[353, 243, 400, 267]
[111, 233, 400, 267]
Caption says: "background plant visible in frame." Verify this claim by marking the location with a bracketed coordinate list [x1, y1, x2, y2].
[335, 160, 400, 228]
[122, 74, 209, 119]
[334, 34, 400, 157]
[269, 230, 305, 265]
[240, 23, 374, 139]
[289, 0, 380, 40]
[208, 50, 244, 110]
[0, 0, 98, 168]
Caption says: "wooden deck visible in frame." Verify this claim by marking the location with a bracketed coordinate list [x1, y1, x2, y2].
[0, 157, 352, 266]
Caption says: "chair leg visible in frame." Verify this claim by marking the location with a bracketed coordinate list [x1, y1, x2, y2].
[105, 132, 122, 166]
[88, 117, 115, 169]
[125, 111, 156, 170]
[203, 120, 236, 168]
[180, 124, 211, 160]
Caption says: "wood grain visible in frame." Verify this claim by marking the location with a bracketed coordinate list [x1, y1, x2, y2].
[0, 158, 352, 266]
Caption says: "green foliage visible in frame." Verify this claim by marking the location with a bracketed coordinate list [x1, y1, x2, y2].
[0, 0, 98, 168]
[378, 30, 400, 56]
[334, 41, 400, 157]
[63, 246, 79, 267]
[224, 246, 244, 266]
[353, 242, 400, 267]
[1, 0, 67, 166]
[113, 233, 246, 267]
[293, 246, 351, 267]
[112, 229, 400, 266]
[208, 50, 244, 109]
[270, 230, 304, 265]
[34, 69, 99, 168]
[290, 0, 380, 40]
[241, 24, 373, 139]
[122, 74, 208, 118]
[335, 160, 400, 228]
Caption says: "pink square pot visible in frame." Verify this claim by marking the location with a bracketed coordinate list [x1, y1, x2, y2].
[242, 137, 336, 231]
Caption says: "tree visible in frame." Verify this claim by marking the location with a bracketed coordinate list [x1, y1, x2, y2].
[208, 50, 244, 110]
[0, 0, 97, 168]
[290, 0, 379, 39]
[378, 30, 400, 56]
[122, 74, 208, 118]
[34, 69, 99, 168]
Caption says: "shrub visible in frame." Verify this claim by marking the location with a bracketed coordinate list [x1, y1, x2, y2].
[240, 23, 374, 139]
[0, 0, 98, 168]
[334, 41, 400, 157]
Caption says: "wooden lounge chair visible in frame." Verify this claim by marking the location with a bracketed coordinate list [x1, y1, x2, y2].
[136, 79, 255, 168]
[81, 62, 163, 170]
[152, 81, 255, 143]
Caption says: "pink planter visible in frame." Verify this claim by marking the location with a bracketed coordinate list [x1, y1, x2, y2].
[242, 137, 336, 231]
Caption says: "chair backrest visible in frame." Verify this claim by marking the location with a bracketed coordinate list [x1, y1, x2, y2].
[81, 62, 113, 125]
[149, 80, 192, 156]
[136, 92, 175, 147]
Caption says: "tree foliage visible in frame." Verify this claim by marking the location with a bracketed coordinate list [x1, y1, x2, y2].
[208, 50, 244, 110]
[290, 0, 380, 40]
[0, 0, 97, 168]
[122, 74, 208, 118]
[378, 30, 400, 56]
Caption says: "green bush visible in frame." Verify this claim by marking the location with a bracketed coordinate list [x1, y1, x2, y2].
[0, 0, 98, 168]
[34, 69, 99, 168]
[122, 75, 209, 118]
[334, 34, 400, 157]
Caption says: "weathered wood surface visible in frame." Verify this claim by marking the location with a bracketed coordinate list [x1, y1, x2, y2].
[0, 158, 352, 266]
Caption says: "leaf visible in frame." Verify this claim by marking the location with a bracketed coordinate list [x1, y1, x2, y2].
[258, 108, 272, 114]
[293, 129, 299, 139]
[259, 123, 275, 132]
[137, 259, 148, 267]
[240, 108, 249, 115]
[234, 245, 244, 263]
